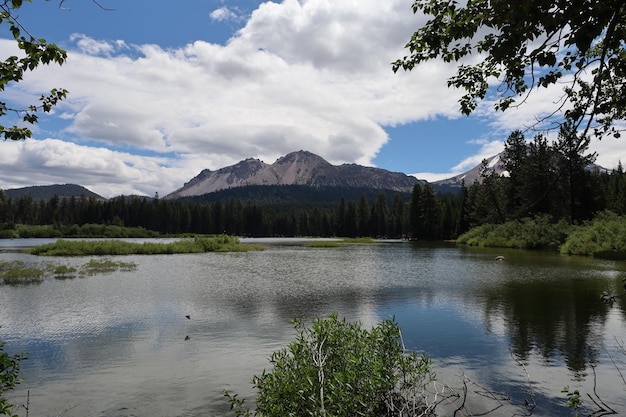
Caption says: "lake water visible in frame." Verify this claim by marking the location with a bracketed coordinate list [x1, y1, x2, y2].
[1, 238, 625, 416]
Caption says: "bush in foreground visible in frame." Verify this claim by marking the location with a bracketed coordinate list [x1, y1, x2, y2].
[0, 339, 23, 417]
[225, 314, 435, 417]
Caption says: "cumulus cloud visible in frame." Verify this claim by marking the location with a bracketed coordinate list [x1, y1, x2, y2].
[210, 6, 240, 22]
[1, 0, 622, 198]
[0, 138, 205, 197]
[69, 33, 125, 56]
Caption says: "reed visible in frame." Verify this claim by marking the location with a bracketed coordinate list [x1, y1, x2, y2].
[0, 261, 44, 284]
[29, 235, 264, 256]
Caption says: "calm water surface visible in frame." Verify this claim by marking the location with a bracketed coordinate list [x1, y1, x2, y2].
[1, 238, 625, 416]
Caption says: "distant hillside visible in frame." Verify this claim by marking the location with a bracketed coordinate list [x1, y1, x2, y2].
[165, 150, 424, 199]
[3, 184, 103, 201]
[177, 184, 412, 210]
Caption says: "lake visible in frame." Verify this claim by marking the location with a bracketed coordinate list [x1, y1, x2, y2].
[1, 238, 625, 416]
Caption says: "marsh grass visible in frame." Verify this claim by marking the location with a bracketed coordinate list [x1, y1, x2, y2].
[0, 259, 137, 284]
[81, 259, 137, 275]
[0, 261, 44, 284]
[29, 235, 264, 256]
[341, 237, 376, 244]
[53, 265, 78, 280]
[304, 237, 376, 248]
[305, 240, 342, 248]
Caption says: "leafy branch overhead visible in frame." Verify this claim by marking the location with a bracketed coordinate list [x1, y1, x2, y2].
[393, 0, 626, 138]
[0, 0, 68, 141]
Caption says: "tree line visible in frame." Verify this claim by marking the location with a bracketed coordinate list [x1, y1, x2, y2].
[1, 125, 625, 240]
[463, 124, 626, 229]
[0, 184, 459, 239]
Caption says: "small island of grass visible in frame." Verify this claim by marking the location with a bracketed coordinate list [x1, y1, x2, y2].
[29, 235, 265, 256]
[0, 259, 139, 285]
[304, 237, 376, 248]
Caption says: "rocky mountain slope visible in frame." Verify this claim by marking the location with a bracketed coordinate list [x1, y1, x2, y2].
[165, 150, 424, 199]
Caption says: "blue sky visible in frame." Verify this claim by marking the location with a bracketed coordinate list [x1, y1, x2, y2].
[0, 0, 623, 198]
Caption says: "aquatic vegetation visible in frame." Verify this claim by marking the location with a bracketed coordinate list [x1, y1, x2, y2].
[304, 240, 342, 248]
[0, 259, 136, 284]
[0, 261, 44, 284]
[340, 237, 375, 244]
[304, 237, 376, 248]
[28, 235, 264, 256]
[52, 265, 78, 280]
[80, 258, 137, 275]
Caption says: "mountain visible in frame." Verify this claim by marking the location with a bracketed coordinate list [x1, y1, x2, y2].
[432, 154, 505, 192]
[3, 184, 104, 201]
[165, 150, 425, 199]
[431, 152, 609, 193]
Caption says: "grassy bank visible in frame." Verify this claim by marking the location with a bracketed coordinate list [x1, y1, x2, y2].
[29, 235, 264, 256]
[456, 211, 626, 259]
[560, 211, 626, 258]
[456, 215, 571, 250]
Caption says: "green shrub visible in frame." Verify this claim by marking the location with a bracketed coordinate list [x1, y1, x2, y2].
[0, 339, 24, 417]
[457, 216, 570, 249]
[0, 230, 17, 239]
[226, 314, 436, 417]
[15, 224, 62, 238]
[561, 211, 626, 257]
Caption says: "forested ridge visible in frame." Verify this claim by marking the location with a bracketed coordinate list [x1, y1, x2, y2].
[1, 127, 626, 243]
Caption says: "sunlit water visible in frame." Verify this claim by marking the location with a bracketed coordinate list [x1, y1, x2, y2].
[1, 238, 625, 416]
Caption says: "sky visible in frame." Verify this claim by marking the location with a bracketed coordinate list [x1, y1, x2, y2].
[0, 0, 624, 198]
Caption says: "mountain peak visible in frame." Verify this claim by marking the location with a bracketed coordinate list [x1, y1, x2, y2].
[165, 151, 421, 199]
[275, 150, 328, 164]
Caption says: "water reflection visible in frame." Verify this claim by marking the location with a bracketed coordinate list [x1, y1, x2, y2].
[1, 240, 625, 416]
[483, 276, 611, 374]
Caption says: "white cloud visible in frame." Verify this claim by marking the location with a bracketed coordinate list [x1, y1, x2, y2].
[411, 171, 461, 182]
[450, 140, 504, 172]
[2, 0, 623, 198]
[210, 6, 239, 22]
[1, 0, 469, 198]
[589, 123, 626, 170]
[69, 33, 122, 56]
[0, 138, 197, 197]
